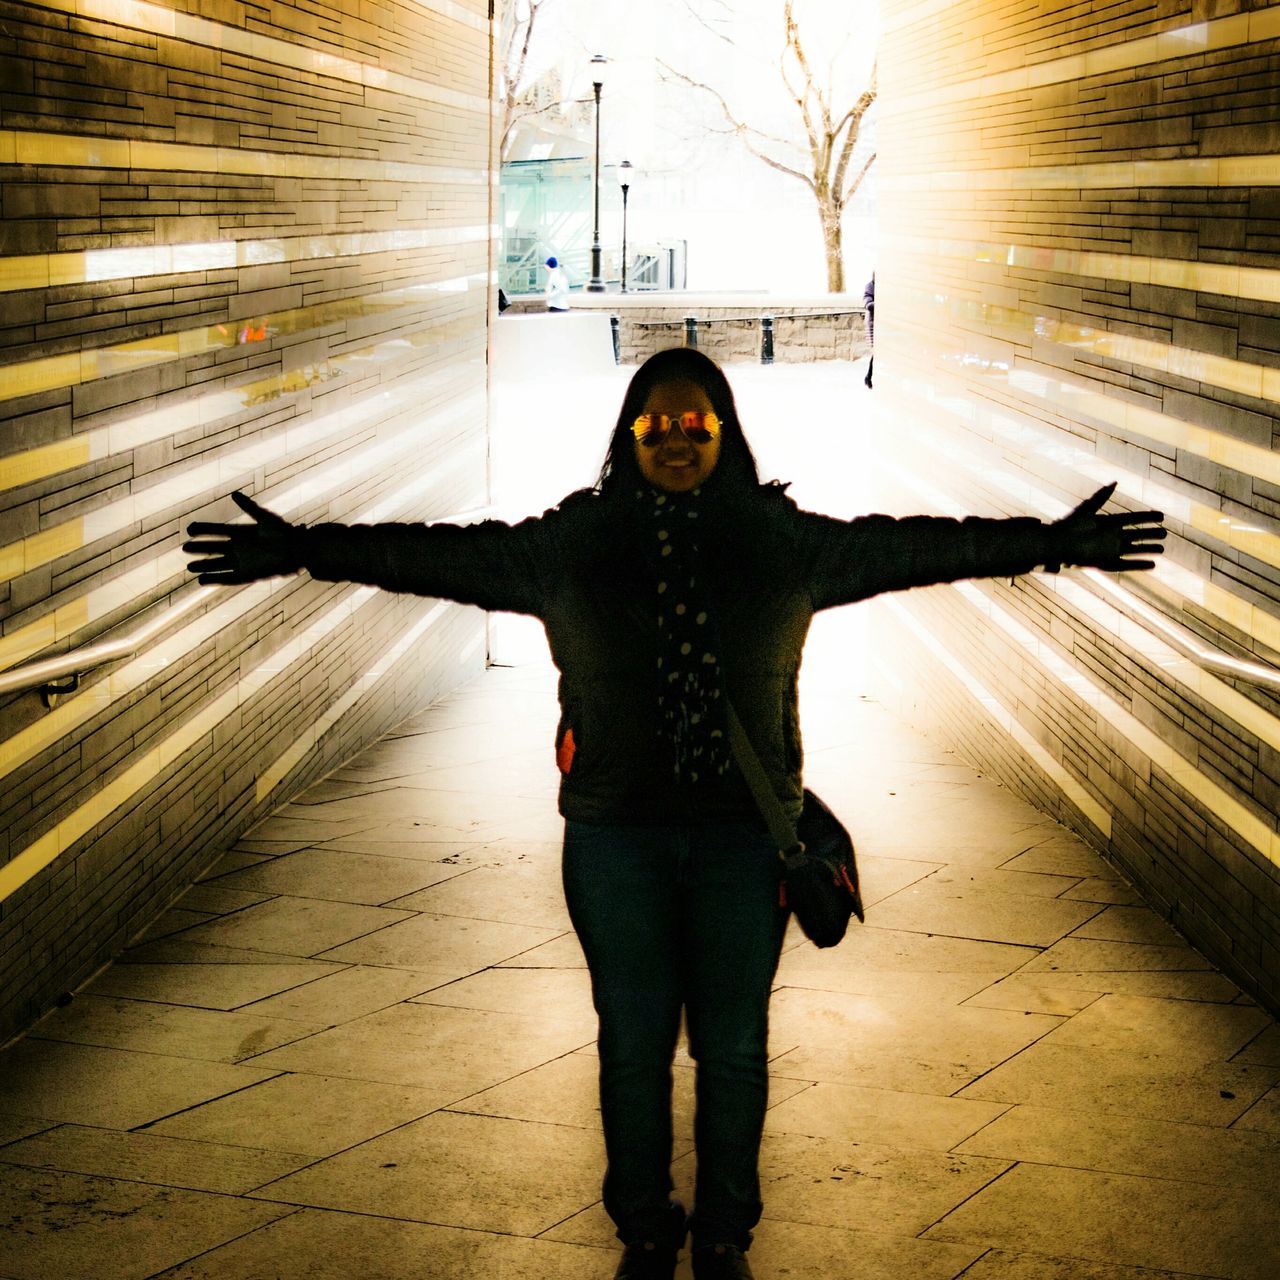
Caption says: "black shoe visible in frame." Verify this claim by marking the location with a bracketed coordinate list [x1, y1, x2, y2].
[692, 1242, 754, 1279]
[614, 1239, 679, 1280]
[615, 1201, 687, 1279]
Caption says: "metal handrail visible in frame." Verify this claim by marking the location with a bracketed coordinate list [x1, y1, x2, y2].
[0, 504, 496, 702]
[0, 587, 213, 703]
[1082, 571, 1280, 692]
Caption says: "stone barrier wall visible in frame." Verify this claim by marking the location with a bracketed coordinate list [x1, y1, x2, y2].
[504, 297, 869, 364]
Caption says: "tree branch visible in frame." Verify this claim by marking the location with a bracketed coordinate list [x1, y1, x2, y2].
[783, 0, 835, 195]
[677, 0, 736, 46]
[657, 59, 801, 156]
[831, 79, 876, 144]
[661, 65, 814, 188]
[500, 0, 547, 160]
[745, 141, 816, 190]
[830, 104, 870, 198]
[502, 94, 580, 155]
[840, 150, 876, 206]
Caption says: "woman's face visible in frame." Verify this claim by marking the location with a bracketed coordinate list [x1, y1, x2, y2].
[632, 377, 723, 493]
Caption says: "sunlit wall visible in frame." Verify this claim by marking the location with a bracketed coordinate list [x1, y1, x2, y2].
[875, 0, 1280, 1008]
[0, 1, 495, 1039]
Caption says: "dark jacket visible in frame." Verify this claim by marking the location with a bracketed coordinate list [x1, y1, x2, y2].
[302, 486, 1056, 826]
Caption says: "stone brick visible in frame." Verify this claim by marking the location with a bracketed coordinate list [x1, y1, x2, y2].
[1201, 120, 1280, 155]
[3, 184, 101, 219]
[0, 218, 57, 254]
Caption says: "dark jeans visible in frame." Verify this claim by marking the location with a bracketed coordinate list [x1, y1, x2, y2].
[562, 819, 789, 1251]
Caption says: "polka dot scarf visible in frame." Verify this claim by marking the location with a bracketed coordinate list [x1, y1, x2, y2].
[637, 486, 731, 784]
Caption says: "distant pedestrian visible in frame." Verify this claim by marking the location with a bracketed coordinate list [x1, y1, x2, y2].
[863, 273, 875, 388]
[546, 256, 571, 312]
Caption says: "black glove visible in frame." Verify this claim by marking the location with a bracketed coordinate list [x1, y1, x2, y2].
[184, 491, 307, 585]
[1043, 482, 1166, 573]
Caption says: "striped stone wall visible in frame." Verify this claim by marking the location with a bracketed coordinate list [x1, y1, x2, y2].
[875, 0, 1280, 1010]
[0, 0, 496, 1041]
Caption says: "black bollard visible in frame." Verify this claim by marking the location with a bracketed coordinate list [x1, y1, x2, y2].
[684, 315, 698, 349]
[610, 315, 621, 364]
[761, 315, 774, 365]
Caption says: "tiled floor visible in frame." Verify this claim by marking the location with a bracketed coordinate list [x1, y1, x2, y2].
[3, 363, 1279, 1278]
[2, 649, 1278, 1280]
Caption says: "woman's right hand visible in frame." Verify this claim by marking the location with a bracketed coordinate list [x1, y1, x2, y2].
[184, 491, 306, 584]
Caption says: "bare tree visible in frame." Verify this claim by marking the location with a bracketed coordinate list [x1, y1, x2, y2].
[499, 0, 548, 161]
[498, 0, 591, 161]
[661, 0, 875, 292]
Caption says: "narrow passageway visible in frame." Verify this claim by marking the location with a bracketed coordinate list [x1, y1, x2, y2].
[5, 0, 1279, 1270]
[0, 364, 1277, 1279]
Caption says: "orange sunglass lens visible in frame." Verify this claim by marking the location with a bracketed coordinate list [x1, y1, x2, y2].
[631, 414, 660, 443]
[631, 412, 721, 445]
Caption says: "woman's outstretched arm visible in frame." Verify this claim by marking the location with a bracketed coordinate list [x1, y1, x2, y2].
[801, 482, 1166, 610]
[184, 490, 560, 615]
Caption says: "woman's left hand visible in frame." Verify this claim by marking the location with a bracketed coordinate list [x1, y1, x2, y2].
[1047, 482, 1166, 572]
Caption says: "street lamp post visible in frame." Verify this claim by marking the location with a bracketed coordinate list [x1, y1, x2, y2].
[619, 159, 632, 293]
[587, 54, 607, 293]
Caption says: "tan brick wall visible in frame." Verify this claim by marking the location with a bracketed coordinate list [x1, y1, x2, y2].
[0, 0, 495, 1040]
[877, 0, 1280, 1010]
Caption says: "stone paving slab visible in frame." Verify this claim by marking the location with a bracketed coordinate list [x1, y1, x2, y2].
[151, 1207, 614, 1279]
[0, 1165, 292, 1280]
[0, 1124, 309, 1194]
[923, 1162, 1280, 1279]
[0, 1039, 280, 1130]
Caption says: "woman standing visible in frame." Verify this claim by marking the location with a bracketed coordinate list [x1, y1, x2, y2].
[186, 347, 1165, 1280]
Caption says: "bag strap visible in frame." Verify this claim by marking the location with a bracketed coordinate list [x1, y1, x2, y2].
[724, 703, 804, 862]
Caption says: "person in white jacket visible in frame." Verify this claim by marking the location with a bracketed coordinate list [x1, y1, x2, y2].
[545, 256, 571, 312]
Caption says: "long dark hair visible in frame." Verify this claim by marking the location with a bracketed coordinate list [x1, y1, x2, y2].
[594, 348, 764, 498]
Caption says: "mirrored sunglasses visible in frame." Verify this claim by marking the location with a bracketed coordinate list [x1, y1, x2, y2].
[631, 410, 722, 447]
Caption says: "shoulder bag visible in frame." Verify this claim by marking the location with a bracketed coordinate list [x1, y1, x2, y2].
[725, 704, 865, 947]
